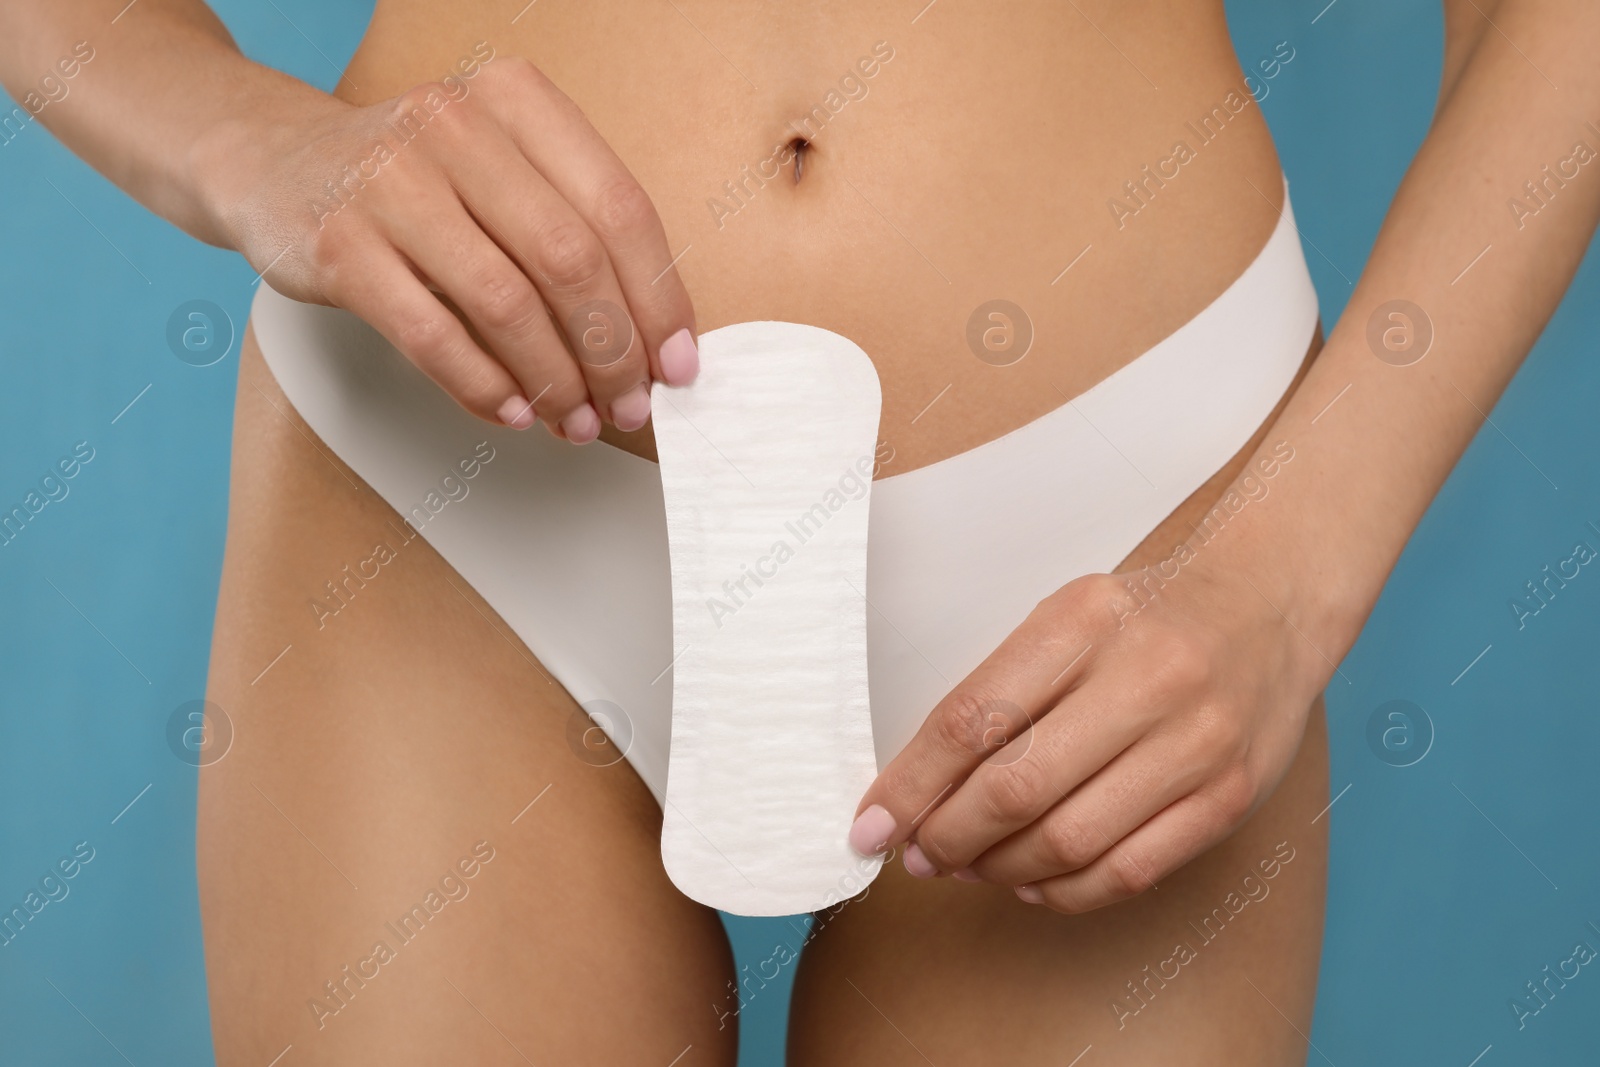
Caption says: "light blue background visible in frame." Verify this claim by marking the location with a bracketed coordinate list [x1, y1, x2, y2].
[3, 2, 1597, 1064]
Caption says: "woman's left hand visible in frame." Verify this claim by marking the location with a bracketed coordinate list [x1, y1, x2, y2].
[847, 556, 1333, 914]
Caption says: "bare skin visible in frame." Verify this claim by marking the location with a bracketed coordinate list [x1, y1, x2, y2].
[6, 0, 1600, 1064]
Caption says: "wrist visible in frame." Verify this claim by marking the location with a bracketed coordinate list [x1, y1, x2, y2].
[1213, 477, 1379, 690]
[184, 76, 349, 251]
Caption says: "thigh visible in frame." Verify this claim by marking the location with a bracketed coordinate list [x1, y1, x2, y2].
[198, 329, 736, 1066]
[788, 700, 1328, 1066]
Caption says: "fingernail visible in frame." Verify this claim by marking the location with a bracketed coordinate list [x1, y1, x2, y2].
[497, 395, 536, 430]
[560, 404, 601, 444]
[659, 328, 699, 386]
[902, 843, 938, 879]
[611, 384, 652, 431]
[1015, 884, 1044, 904]
[848, 804, 896, 856]
[952, 867, 981, 883]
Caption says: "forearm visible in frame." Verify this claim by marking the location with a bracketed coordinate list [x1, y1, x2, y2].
[1224, 0, 1600, 669]
[0, 0, 338, 246]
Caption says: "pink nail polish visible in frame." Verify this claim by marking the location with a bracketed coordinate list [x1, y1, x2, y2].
[560, 404, 601, 444]
[848, 804, 896, 856]
[1015, 884, 1044, 904]
[659, 328, 699, 386]
[611, 384, 652, 431]
[903, 843, 938, 879]
[497, 395, 536, 430]
[952, 867, 981, 883]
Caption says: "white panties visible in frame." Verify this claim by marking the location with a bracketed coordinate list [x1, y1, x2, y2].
[250, 177, 1318, 812]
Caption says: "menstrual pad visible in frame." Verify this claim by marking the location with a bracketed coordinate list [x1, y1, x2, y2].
[652, 322, 885, 915]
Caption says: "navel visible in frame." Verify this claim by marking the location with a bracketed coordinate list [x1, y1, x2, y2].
[790, 136, 810, 183]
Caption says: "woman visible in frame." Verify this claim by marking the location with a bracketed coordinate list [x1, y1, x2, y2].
[3, 1, 1595, 1063]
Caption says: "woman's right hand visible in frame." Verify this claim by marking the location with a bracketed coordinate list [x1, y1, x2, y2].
[200, 52, 697, 442]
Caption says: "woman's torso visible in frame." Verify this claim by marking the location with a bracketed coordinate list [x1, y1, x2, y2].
[337, 0, 1288, 473]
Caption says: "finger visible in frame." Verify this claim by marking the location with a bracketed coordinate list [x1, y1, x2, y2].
[848, 582, 1106, 858]
[907, 675, 1156, 875]
[483, 58, 699, 386]
[446, 131, 654, 430]
[322, 235, 530, 427]
[967, 736, 1213, 886]
[1016, 789, 1238, 915]
[383, 190, 597, 442]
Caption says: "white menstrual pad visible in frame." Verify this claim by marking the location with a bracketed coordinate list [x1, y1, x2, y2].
[652, 322, 885, 915]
